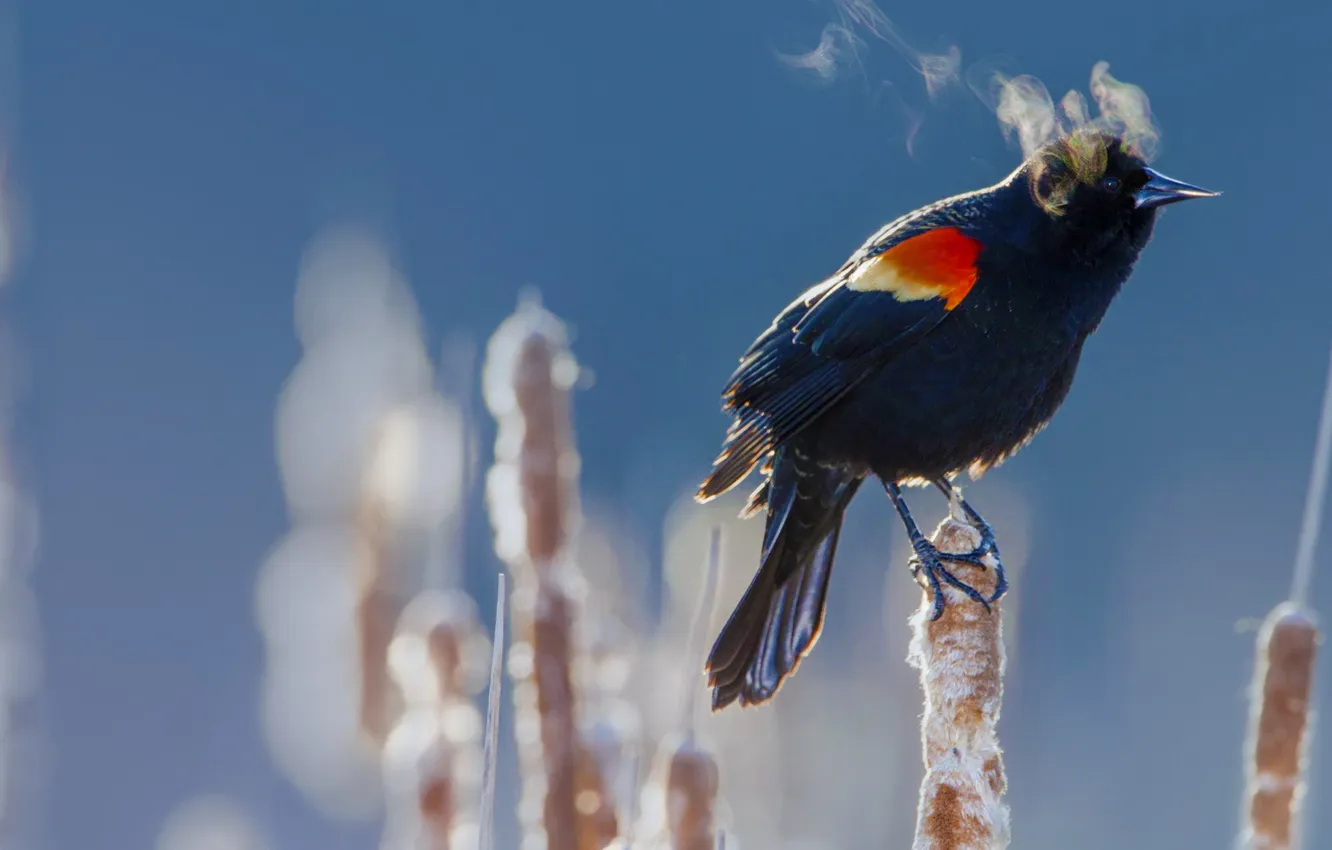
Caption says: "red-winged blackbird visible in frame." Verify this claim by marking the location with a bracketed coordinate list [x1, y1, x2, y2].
[695, 129, 1217, 710]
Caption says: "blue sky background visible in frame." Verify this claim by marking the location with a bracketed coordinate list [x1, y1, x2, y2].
[12, 0, 1332, 848]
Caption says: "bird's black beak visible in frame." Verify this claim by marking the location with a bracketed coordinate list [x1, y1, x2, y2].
[1133, 168, 1220, 210]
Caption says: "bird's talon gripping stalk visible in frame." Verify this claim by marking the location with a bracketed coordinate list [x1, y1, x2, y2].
[909, 547, 993, 619]
[889, 481, 1004, 619]
[932, 478, 1008, 604]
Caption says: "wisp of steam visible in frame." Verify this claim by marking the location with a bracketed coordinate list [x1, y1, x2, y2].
[780, 0, 960, 97]
[989, 61, 1161, 162]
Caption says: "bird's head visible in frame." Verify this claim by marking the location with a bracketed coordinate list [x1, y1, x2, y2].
[1021, 129, 1217, 254]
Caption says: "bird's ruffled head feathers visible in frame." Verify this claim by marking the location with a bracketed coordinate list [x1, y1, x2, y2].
[1028, 129, 1130, 215]
[993, 62, 1160, 216]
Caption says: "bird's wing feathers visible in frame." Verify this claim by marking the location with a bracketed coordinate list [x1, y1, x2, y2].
[697, 217, 985, 500]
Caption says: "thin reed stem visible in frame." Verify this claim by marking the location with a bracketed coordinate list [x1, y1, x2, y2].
[479, 573, 507, 850]
[1291, 346, 1332, 606]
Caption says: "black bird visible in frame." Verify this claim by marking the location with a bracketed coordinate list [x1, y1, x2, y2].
[695, 129, 1217, 710]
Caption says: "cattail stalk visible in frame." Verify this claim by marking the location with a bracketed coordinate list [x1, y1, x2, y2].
[577, 609, 642, 850]
[907, 508, 1009, 850]
[356, 492, 398, 748]
[1239, 347, 1331, 850]
[484, 300, 617, 850]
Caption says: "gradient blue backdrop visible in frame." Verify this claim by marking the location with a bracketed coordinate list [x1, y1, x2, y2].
[17, 0, 1332, 848]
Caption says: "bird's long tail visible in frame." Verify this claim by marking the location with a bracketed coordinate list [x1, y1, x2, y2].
[705, 446, 861, 710]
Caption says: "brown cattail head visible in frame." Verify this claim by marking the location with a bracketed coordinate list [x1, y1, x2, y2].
[395, 589, 494, 703]
[635, 732, 721, 850]
[572, 608, 635, 850]
[631, 529, 726, 850]
[483, 298, 581, 572]
[664, 738, 720, 850]
[381, 590, 491, 850]
[530, 574, 582, 850]
[417, 767, 455, 846]
[574, 739, 621, 850]
[907, 512, 1009, 850]
[1240, 602, 1320, 850]
[483, 299, 616, 850]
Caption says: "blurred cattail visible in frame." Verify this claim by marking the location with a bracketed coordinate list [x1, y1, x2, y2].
[1238, 347, 1331, 850]
[1239, 605, 1318, 850]
[483, 297, 617, 850]
[356, 493, 399, 748]
[635, 529, 725, 850]
[639, 734, 720, 850]
[360, 365, 473, 751]
[577, 608, 640, 850]
[574, 524, 647, 847]
[907, 507, 1009, 850]
[259, 227, 467, 821]
[380, 589, 491, 850]
[155, 794, 271, 850]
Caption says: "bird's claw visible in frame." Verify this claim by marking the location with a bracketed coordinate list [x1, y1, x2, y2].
[909, 521, 1008, 621]
[952, 500, 1008, 604]
[908, 541, 988, 620]
[887, 480, 1009, 620]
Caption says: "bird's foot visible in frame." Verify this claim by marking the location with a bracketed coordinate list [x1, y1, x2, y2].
[944, 494, 1008, 605]
[908, 537, 1001, 621]
[886, 480, 1008, 621]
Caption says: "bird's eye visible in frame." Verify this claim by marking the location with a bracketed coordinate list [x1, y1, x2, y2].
[1100, 175, 1122, 192]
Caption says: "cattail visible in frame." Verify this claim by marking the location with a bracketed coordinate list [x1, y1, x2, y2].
[907, 506, 1009, 850]
[576, 531, 647, 850]
[483, 297, 616, 850]
[360, 393, 469, 749]
[636, 529, 725, 850]
[576, 615, 637, 850]
[260, 226, 452, 821]
[356, 496, 399, 748]
[660, 736, 721, 850]
[1239, 605, 1318, 850]
[380, 589, 491, 850]
[1239, 347, 1331, 850]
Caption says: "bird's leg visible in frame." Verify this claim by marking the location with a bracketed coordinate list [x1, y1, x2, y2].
[884, 481, 993, 620]
[931, 477, 1008, 604]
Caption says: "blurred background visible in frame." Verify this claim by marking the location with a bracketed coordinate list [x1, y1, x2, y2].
[3, 0, 1330, 848]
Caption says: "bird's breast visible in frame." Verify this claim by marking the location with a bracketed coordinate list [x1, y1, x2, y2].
[811, 268, 1088, 479]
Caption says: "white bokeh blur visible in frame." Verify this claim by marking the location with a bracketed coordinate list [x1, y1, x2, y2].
[257, 225, 468, 822]
[155, 795, 271, 850]
[0, 165, 40, 848]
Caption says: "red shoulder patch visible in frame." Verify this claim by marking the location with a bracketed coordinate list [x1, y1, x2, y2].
[846, 226, 983, 310]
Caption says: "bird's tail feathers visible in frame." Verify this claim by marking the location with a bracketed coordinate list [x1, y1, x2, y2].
[705, 447, 861, 709]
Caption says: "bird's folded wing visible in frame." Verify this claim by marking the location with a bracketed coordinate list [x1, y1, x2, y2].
[698, 224, 985, 499]
[794, 224, 982, 356]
